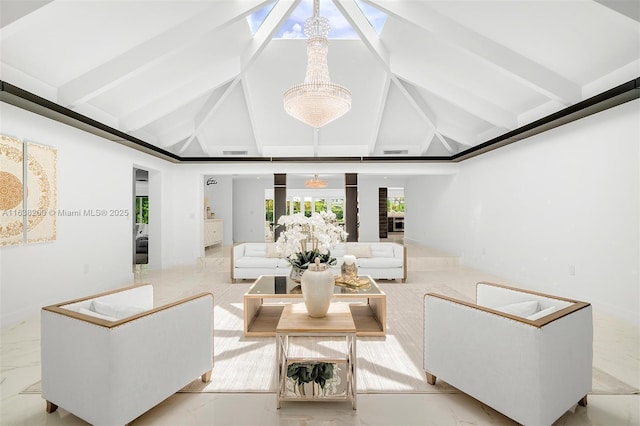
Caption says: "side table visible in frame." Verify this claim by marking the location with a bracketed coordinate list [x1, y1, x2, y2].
[275, 303, 357, 409]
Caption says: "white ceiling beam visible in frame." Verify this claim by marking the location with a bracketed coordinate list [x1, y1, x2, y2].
[368, 74, 391, 154]
[58, 0, 267, 107]
[477, 127, 507, 145]
[393, 55, 518, 130]
[390, 77, 452, 153]
[240, 77, 262, 155]
[332, 0, 450, 150]
[436, 121, 476, 147]
[120, 59, 239, 132]
[180, 79, 241, 155]
[420, 128, 436, 155]
[185, 0, 299, 152]
[331, 0, 389, 64]
[593, 0, 640, 22]
[157, 122, 195, 149]
[366, 0, 581, 105]
[0, 0, 53, 32]
[240, 0, 301, 71]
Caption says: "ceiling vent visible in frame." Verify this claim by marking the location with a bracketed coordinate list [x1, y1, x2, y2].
[223, 150, 248, 156]
[383, 149, 409, 155]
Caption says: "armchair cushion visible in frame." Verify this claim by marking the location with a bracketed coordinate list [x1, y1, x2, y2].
[89, 300, 146, 319]
[495, 300, 540, 317]
[78, 307, 117, 322]
[527, 305, 558, 321]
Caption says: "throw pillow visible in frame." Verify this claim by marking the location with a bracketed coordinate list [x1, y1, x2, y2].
[495, 300, 540, 318]
[79, 307, 117, 322]
[371, 244, 395, 258]
[266, 243, 283, 258]
[90, 300, 146, 320]
[527, 306, 558, 321]
[346, 244, 372, 258]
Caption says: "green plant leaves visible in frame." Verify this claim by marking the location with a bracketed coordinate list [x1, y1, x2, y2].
[288, 249, 337, 269]
[287, 362, 335, 388]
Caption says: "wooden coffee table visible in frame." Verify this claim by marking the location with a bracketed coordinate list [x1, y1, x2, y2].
[243, 275, 386, 337]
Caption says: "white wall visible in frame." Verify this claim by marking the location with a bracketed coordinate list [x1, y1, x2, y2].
[0, 103, 175, 326]
[233, 176, 272, 243]
[406, 100, 640, 323]
[358, 175, 407, 242]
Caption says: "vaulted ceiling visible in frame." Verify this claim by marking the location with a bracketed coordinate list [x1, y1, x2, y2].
[1, 0, 638, 161]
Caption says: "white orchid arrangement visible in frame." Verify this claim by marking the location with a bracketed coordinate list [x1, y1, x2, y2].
[275, 211, 348, 269]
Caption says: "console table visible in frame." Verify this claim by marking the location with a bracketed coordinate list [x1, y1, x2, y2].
[276, 303, 357, 409]
[204, 219, 223, 247]
[243, 275, 386, 337]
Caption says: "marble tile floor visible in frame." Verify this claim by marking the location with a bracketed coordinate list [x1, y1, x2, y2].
[2, 242, 638, 426]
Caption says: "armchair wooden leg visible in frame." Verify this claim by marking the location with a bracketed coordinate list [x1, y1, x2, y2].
[425, 372, 437, 385]
[578, 395, 588, 407]
[201, 370, 212, 383]
[45, 400, 58, 413]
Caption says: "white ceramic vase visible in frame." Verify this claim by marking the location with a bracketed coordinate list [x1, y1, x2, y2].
[301, 258, 335, 318]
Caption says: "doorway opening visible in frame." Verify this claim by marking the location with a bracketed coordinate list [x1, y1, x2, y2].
[134, 168, 149, 265]
[379, 187, 404, 242]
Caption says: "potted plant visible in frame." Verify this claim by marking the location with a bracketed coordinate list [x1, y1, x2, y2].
[286, 362, 339, 397]
[275, 211, 347, 281]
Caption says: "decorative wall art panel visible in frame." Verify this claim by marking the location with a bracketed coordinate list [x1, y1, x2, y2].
[26, 141, 57, 243]
[0, 135, 24, 246]
[0, 135, 57, 246]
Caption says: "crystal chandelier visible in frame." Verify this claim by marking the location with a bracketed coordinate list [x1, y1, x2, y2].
[304, 174, 328, 188]
[283, 0, 351, 128]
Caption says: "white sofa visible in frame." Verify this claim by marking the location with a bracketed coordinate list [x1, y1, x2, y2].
[41, 284, 214, 426]
[231, 242, 406, 282]
[423, 281, 592, 426]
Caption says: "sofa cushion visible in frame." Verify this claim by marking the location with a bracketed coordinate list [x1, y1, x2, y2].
[266, 243, 284, 258]
[235, 257, 281, 268]
[527, 306, 558, 320]
[79, 307, 117, 322]
[495, 300, 540, 317]
[89, 300, 146, 320]
[331, 245, 346, 257]
[357, 257, 403, 268]
[370, 244, 395, 258]
[276, 258, 292, 268]
[346, 243, 372, 258]
[244, 246, 267, 257]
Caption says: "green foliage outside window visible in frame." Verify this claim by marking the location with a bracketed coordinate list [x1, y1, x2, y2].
[136, 196, 149, 224]
[331, 200, 344, 221]
[315, 199, 327, 212]
[388, 197, 404, 213]
[265, 199, 274, 222]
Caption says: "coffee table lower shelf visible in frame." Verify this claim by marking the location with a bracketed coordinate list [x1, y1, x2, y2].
[245, 303, 385, 337]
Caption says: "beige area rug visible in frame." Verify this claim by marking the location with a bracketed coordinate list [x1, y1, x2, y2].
[180, 282, 458, 394]
[21, 281, 638, 396]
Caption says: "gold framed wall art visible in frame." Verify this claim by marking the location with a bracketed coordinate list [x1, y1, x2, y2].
[0, 135, 57, 246]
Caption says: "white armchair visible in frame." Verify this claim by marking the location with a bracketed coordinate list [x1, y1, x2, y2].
[41, 284, 213, 426]
[424, 281, 592, 426]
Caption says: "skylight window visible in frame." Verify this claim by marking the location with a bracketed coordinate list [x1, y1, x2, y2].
[355, 0, 387, 35]
[246, 0, 387, 38]
[246, 1, 277, 34]
[275, 0, 357, 39]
